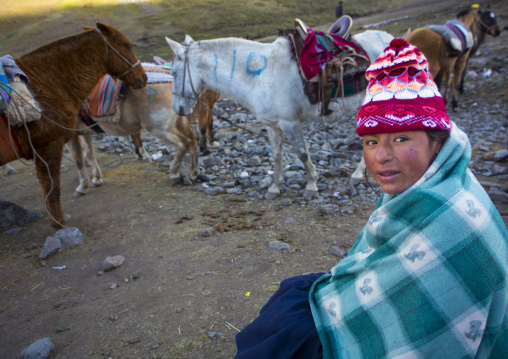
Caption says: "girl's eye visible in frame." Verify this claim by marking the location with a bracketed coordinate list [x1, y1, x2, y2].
[394, 137, 408, 143]
[364, 140, 377, 146]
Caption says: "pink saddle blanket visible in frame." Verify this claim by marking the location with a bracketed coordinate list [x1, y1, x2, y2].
[84, 75, 123, 118]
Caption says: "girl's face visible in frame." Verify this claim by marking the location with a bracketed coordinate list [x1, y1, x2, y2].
[363, 131, 443, 195]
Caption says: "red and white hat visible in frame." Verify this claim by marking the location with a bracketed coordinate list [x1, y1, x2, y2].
[356, 38, 451, 136]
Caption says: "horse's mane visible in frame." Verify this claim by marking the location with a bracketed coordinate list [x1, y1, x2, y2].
[456, 8, 474, 19]
[20, 29, 95, 58]
[197, 36, 286, 54]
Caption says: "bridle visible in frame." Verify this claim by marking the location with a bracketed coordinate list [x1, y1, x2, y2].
[96, 29, 141, 80]
[477, 11, 499, 33]
[173, 43, 202, 103]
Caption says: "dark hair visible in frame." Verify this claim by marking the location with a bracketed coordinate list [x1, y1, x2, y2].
[426, 130, 450, 147]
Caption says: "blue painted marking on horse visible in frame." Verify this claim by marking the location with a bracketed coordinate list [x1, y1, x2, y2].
[246, 52, 267, 76]
[214, 55, 218, 82]
[230, 50, 237, 79]
[148, 86, 157, 103]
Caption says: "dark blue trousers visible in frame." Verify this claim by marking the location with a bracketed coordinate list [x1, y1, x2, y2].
[235, 273, 325, 359]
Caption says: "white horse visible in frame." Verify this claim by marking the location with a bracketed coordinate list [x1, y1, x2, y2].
[166, 30, 393, 199]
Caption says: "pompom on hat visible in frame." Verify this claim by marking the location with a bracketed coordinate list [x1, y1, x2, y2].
[356, 38, 451, 136]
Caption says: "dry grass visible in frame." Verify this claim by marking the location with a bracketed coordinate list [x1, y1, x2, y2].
[0, 0, 420, 60]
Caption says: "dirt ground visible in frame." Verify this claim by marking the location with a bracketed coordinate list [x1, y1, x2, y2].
[1, 1, 508, 358]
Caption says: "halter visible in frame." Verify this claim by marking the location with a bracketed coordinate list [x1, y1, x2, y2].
[477, 11, 499, 33]
[174, 43, 201, 103]
[95, 29, 141, 80]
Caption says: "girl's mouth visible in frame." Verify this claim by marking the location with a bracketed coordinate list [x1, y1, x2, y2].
[376, 171, 400, 181]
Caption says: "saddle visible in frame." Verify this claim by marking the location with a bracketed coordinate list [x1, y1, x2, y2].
[0, 55, 43, 127]
[426, 20, 474, 59]
[290, 18, 370, 115]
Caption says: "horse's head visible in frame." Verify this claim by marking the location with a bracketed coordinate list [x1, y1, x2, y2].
[91, 23, 147, 89]
[165, 35, 201, 116]
[479, 7, 501, 37]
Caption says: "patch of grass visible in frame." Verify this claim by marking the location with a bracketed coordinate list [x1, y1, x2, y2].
[1, 0, 421, 60]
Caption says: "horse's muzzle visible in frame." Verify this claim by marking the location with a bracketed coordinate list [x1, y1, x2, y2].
[136, 75, 147, 88]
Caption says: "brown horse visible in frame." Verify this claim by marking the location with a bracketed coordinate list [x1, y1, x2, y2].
[7, 23, 147, 229]
[187, 88, 221, 155]
[405, 6, 499, 109]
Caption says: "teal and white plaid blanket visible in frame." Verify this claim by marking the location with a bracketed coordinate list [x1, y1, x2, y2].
[310, 123, 508, 358]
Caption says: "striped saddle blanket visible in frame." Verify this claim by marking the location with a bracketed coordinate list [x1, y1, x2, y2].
[426, 20, 474, 59]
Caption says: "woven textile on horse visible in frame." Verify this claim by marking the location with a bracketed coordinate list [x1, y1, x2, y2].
[142, 62, 173, 84]
[0, 55, 43, 127]
[83, 74, 125, 123]
[426, 20, 474, 58]
[288, 24, 370, 114]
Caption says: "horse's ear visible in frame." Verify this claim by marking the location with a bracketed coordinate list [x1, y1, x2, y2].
[166, 37, 185, 59]
[403, 28, 412, 39]
[96, 23, 114, 35]
[183, 35, 194, 46]
[82, 26, 95, 31]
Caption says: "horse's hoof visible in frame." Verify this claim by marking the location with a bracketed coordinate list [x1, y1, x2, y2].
[303, 189, 318, 200]
[201, 148, 211, 156]
[209, 141, 220, 149]
[265, 191, 279, 200]
[91, 181, 102, 188]
[6, 167, 17, 175]
[170, 176, 181, 185]
[73, 191, 86, 198]
[63, 214, 72, 221]
[183, 177, 193, 186]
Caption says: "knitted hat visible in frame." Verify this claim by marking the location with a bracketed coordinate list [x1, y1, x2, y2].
[356, 38, 450, 136]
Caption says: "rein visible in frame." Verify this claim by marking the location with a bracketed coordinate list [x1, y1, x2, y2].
[478, 12, 498, 32]
[95, 29, 141, 80]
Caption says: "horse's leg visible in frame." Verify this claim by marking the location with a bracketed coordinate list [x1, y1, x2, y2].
[206, 105, 219, 149]
[198, 106, 211, 156]
[279, 121, 318, 199]
[35, 141, 66, 228]
[67, 135, 90, 197]
[81, 133, 102, 188]
[130, 131, 152, 162]
[451, 51, 470, 110]
[265, 126, 284, 200]
[351, 157, 366, 185]
[150, 116, 198, 184]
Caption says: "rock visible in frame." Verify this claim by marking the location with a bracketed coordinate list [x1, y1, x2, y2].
[247, 156, 261, 167]
[268, 241, 290, 251]
[202, 227, 215, 237]
[329, 246, 348, 258]
[493, 149, 508, 162]
[488, 188, 508, 203]
[39, 236, 63, 260]
[0, 199, 43, 231]
[102, 255, 125, 271]
[284, 217, 297, 225]
[23, 337, 54, 359]
[54, 227, 86, 249]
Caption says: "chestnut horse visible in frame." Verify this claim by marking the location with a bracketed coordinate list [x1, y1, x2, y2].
[6, 23, 147, 228]
[405, 6, 499, 109]
[187, 88, 221, 155]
